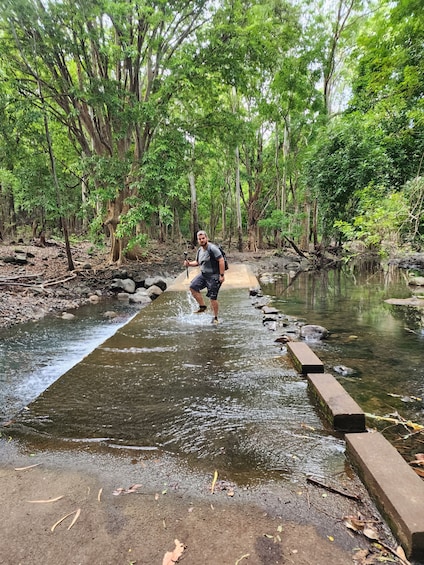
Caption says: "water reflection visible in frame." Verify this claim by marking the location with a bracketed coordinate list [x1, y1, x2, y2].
[262, 260, 424, 456]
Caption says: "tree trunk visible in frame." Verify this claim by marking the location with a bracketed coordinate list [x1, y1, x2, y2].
[189, 171, 199, 244]
[234, 146, 243, 251]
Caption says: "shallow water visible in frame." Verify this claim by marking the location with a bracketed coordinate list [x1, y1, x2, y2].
[3, 260, 424, 481]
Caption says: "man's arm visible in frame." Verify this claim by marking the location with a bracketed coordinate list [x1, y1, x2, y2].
[218, 257, 225, 279]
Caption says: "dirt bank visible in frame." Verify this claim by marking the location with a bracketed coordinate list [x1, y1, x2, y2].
[0, 438, 400, 565]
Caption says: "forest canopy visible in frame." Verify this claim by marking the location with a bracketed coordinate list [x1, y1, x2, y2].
[0, 0, 422, 264]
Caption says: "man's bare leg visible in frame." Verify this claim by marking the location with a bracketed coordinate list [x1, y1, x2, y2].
[210, 299, 219, 319]
[190, 289, 207, 311]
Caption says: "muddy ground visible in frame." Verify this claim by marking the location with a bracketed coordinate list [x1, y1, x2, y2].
[0, 239, 409, 565]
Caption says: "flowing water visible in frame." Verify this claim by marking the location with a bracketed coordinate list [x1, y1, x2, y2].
[2, 260, 423, 483]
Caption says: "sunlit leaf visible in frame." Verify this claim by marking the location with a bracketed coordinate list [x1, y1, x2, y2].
[211, 470, 218, 494]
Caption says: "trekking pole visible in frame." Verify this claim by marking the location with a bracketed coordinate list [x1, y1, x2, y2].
[184, 251, 188, 278]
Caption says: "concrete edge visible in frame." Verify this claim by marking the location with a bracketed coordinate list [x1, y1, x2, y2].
[286, 343, 424, 557]
[286, 341, 324, 374]
[346, 432, 424, 559]
[307, 373, 366, 433]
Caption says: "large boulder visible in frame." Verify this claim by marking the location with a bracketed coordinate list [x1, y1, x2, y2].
[129, 289, 152, 304]
[110, 278, 136, 294]
[144, 277, 167, 291]
[300, 324, 329, 341]
[146, 285, 163, 299]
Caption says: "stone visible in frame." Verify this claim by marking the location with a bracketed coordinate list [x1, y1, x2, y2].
[144, 276, 167, 291]
[300, 324, 329, 341]
[111, 278, 136, 294]
[146, 285, 163, 299]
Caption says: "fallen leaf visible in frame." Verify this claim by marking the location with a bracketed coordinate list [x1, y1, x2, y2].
[327, 535, 334, 542]
[112, 484, 142, 495]
[162, 539, 185, 565]
[51, 509, 80, 533]
[363, 527, 379, 540]
[235, 554, 250, 564]
[301, 422, 315, 431]
[67, 508, 81, 530]
[27, 495, 64, 504]
[396, 545, 408, 561]
[211, 470, 218, 494]
[14, 463, 41, 471]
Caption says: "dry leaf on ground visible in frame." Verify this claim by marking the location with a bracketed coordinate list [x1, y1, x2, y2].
[112, 484, 142, 495]
[162, 539, 185, 565]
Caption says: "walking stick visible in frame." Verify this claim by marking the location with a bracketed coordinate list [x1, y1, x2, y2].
[184, 251, 188, 278]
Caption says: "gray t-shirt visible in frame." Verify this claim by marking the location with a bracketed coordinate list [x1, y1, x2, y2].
[197, 243, 222, 275]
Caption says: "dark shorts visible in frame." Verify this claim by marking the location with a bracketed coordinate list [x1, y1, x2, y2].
[190, 273, 221, 300]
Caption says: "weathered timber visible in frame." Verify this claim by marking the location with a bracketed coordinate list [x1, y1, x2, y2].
[287, 341, 324, 374]
[307, 373, 365, 432]
[346, 431, 424, 559]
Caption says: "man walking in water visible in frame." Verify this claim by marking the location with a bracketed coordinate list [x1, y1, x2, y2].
[183, 231, 225, 324]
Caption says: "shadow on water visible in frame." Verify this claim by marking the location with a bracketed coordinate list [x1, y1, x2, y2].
[4, 258, 423, 482]
[5, 288, 347, 483]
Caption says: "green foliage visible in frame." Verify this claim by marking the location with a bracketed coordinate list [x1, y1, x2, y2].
[334, 186, 408, 254]
[305, 114, 393, 235]
[258, 209, 305, 241]
[0, 0, 422, 255]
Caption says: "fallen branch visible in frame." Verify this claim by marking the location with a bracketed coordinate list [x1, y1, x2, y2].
[306, 476, 362, 502]
[283, 236, 309, 260]
[365, 412, 424, 432]
[0, 273, 77, 292]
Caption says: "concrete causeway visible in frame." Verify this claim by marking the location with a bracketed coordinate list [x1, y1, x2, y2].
[168, 262, 259, 292]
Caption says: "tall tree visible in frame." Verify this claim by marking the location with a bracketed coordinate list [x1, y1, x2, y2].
[0, 0, 210, 263]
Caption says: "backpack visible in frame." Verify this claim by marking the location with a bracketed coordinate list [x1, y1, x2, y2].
[217, 244, 229, 271]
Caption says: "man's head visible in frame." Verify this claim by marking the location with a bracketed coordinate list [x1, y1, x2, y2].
[197, 230, 209, 247]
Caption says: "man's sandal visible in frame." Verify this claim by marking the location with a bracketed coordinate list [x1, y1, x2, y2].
[194, 305, 207, 313]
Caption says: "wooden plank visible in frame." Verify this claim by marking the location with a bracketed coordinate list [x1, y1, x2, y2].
[287, 341, 324, 374]
[307, 373, 365, 432]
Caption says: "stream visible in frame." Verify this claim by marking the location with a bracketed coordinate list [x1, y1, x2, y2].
[1, 259, 423, 481]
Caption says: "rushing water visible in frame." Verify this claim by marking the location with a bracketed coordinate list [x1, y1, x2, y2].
[2, 260, 423, 482]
